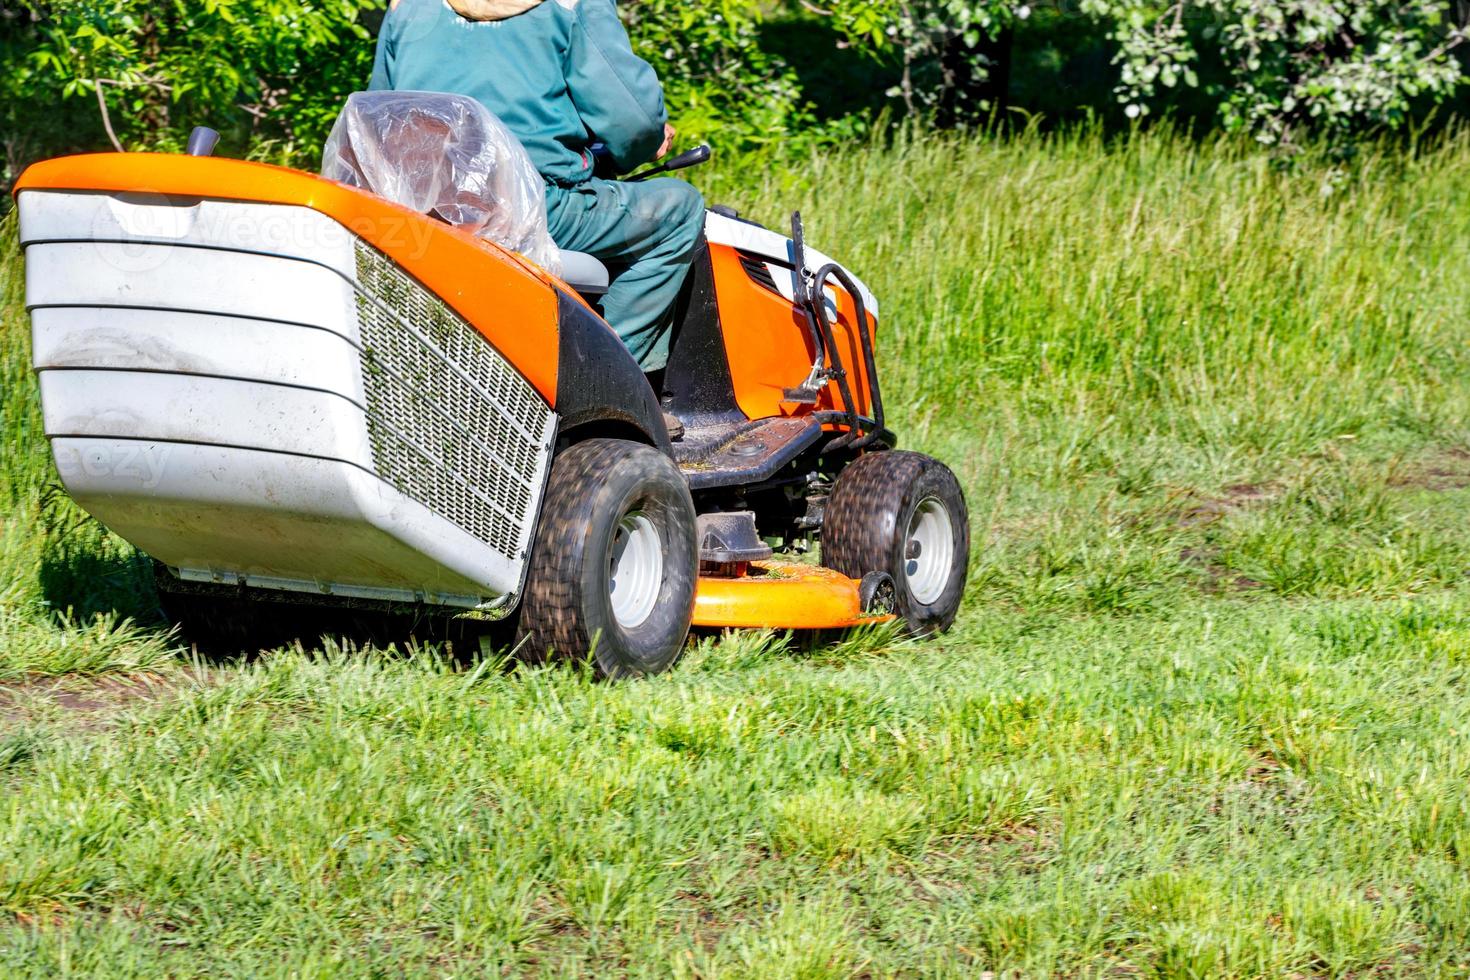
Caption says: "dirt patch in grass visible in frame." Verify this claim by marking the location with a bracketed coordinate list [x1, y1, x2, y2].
[1172, 450, 1470, 594]
[1220, 481, 1277, 504]
[1172, 481, 1281, 530]
[1389, 448, 1470, 492]
[1180, 546, 1263, 593]
[1243, 747, 1285, 782]
[0, 670, 203, 732]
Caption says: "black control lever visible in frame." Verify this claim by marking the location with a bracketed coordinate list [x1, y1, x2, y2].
[782, 210, 828, 406]
[624, 143, 712, 182]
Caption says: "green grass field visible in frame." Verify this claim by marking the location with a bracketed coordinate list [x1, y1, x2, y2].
[4, 128, 1470, 976]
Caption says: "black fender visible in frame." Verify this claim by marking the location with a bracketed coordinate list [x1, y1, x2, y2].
[553, 290, 671, 454]
[661, 238, 744, 426]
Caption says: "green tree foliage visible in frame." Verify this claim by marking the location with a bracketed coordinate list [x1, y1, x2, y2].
[0, 0, 804, 183]
[3, 0, 381, 174]
[1, 0, 1466, 188]
[823, 0, 1467, 147]
[820, 0, 1028, 117]
[621, 0, 811, 146]
[1083, 0, 1469, 148]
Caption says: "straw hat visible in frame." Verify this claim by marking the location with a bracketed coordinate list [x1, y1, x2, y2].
[445, 0, 543, 19]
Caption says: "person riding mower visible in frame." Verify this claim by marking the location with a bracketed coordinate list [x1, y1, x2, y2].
[370, 0, 704, 378]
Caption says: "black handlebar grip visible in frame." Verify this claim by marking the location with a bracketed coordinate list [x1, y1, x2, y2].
[663, 144, 712, 171]
[624, 143, 713, 181]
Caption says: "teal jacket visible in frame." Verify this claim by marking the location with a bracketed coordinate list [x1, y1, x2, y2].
[369, 0, 668, 185]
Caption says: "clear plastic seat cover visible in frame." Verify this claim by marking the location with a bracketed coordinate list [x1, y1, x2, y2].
[321, 90, 561, 275]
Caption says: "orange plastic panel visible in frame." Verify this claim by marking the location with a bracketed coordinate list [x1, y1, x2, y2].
[14, 153, 564, 402]
[692, 560, 893, 629]
[708, 243, 878, 424]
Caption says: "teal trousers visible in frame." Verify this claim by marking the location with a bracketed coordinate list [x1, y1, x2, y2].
[545, 177, 705, 371]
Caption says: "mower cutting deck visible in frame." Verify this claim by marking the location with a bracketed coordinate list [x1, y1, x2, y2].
[14, 118, 967, 678]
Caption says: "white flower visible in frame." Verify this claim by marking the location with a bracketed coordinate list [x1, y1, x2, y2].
[1017, 5, 1031, 19]
[1124, 103, 1142, 118]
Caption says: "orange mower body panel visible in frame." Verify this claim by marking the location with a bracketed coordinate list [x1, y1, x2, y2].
[706, 241, 878, 424]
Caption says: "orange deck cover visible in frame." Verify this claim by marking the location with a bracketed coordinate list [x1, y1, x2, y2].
[692, 561, 893, 629]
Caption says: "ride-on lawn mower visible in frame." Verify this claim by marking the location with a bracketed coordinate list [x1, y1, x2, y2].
[13, 110, 970, 678]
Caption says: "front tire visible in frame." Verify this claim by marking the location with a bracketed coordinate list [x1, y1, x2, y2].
[516, 438, 697, 679]
[822, 451, 970, 635]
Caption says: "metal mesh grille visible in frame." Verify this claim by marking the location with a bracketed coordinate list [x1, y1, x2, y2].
[352, 242, 554, 561]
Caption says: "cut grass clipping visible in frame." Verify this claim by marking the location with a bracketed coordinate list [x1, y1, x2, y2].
[3, 126, 1470, 975]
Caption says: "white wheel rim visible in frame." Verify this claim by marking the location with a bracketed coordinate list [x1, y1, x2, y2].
[608, 512, 663, 629]
[904, 497, 955, 606]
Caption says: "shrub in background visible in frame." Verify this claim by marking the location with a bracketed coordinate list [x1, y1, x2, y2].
[622, 0, 814, 148]
[0, 0, 814, 185]
[820, 0, 1029, 120]
[1, 0, 1466, 192]
[1080, 0, 1468, 149]
[803, 0, 1467, 148]
[3, 0, 380, 171]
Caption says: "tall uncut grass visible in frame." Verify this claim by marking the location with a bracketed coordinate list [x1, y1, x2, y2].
[3, 127, 1470, 975]
[0, 212, 172, 682]
[709, 125, 1470, 617]
[716, 126, 1470, 447]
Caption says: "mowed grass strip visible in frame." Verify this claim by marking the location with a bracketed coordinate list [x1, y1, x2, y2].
[2, 127, 1470, 975]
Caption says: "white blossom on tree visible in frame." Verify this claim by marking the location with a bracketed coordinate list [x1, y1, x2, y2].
[824, 0, 1467, 149]
[1080, 0, 1467, 148]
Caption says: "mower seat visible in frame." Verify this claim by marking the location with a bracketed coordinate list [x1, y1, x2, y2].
[560, 250, 609, 296]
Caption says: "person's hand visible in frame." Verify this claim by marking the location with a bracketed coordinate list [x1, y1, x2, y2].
[657, 123, 676, 159]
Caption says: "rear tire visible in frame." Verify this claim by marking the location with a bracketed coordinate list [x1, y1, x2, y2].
[822, 451, 970, 635]
[515, 438, 697, 679]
